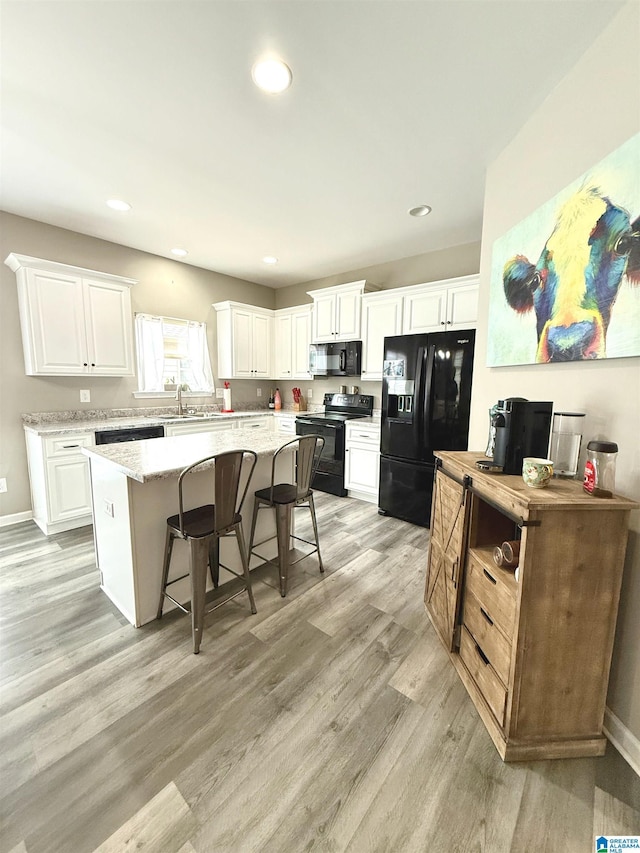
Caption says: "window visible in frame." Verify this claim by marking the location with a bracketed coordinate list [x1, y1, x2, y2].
[135, 314, 214, 393]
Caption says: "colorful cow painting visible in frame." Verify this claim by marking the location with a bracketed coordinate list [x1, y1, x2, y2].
[487, 134, 640, 367]
[503, 187, 640, 361]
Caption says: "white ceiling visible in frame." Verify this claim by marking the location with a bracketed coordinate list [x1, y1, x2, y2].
[0, 1, 623, 288]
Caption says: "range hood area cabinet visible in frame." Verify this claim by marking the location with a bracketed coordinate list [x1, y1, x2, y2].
[5, 254, 136, 377]
[307, 280, 380, 343]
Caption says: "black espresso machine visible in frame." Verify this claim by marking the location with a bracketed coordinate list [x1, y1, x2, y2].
[481, 398, 553, 474]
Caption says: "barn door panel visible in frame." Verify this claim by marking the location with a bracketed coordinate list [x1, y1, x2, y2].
[425, 470, 468, 651]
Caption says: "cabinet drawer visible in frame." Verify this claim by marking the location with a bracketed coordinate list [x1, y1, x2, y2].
[463, 588, 512, 686]
[466, 551, 517, 639]
[346, 427, 379, 446]
[276, 416, 297, 434]
[459, 627, 507, 727]
[44, 434, 93, 457]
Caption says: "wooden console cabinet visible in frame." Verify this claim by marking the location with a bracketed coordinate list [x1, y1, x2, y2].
[425, 450, 638, 762]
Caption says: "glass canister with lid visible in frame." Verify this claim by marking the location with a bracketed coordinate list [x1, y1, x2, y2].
[583, 440, 618, 498]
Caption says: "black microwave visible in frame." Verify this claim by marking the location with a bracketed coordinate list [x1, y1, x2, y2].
[309, 340, 362, 376]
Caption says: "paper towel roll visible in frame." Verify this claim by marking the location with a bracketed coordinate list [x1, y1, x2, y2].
[223, 388, 232, 411]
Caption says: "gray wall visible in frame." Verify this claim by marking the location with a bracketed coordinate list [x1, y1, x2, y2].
[469, 2, 640, 747]
[274, 241, 481, 308]
[0, 212, 276, 517]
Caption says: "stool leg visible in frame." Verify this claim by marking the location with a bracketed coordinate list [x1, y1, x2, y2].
[248, 498, 260, 563]
[209, 536, 220, 588]
[275, 502, 293, 597]
[234, 522, 257, 614]
[157, 526, 175, 619]
[308, 493, 324, 573]
[189, 537, 209, 654]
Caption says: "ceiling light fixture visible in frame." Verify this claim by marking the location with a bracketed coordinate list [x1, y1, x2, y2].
[106, 199, 131, 212]
[409, 205, 432, 217]
[251, 59, 292, 94]
[171, 248, 188, 257]
[262, 256, 278, 265]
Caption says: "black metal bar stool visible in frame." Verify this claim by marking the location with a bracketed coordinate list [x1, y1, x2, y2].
[157, 449, 258, 654]
[248, 435, 325, 597]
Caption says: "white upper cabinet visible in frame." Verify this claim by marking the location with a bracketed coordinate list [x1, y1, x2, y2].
[273, 304, 313, 380]
[5, 254, 136, 376]
[307, 280, 378, 342]
[214, 301, 273, 379]
[360, 292, 404, 380]
[273, 312, 293, 379]
[403, 275, 479, 335]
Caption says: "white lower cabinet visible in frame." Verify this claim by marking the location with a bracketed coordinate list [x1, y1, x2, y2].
[25, 430, 94, 534]
[273, 413, 297, 435]
[238, 417, 271, 431]
[164, 420, 236, 437]
[344, 421, 381, 503]
[164, 414, 271, 438]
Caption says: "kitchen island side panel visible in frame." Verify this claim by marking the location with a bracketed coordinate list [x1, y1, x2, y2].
[91, 449, 293, 627]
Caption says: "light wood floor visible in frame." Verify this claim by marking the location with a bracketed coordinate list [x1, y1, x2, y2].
[1, 493, 638, 853]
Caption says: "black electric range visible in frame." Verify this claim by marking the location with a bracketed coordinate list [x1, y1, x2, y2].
[296, 393, 374, 496]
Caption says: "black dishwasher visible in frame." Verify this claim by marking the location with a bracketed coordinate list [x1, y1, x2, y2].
[95, 425, 165, 444]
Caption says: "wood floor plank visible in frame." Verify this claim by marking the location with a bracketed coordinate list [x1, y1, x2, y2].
[593, 784, 640, 836]
[90, 781, 197, 853]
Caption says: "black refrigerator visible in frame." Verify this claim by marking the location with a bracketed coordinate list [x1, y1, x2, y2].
[379, 329, 475, 527]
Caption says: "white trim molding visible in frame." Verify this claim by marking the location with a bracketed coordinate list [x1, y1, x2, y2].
[604, 707, 640, 776]
[0, 510, 33, 529]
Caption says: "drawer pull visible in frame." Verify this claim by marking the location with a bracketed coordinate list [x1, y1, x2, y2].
[475, 643, 491, 666]
[63, 444, 80, 449]
[483, 568, 497, 585]
[480, 607, 494, 626]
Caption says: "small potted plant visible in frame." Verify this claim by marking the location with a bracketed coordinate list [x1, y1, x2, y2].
[164, 377, 177, 391]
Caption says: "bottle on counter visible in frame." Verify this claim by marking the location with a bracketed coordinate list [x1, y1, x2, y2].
[268, 389, 275, 409]
[583, 440, 618, 498]
[274, 388, 282, 411]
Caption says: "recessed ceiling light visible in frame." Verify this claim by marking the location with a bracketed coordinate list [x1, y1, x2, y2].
[262, 256, 278, 265]
[409, 205, 432, 217]
[252, 59, 292, 94]
[106, 199, 131, 212]
[171, 248, 188, 257]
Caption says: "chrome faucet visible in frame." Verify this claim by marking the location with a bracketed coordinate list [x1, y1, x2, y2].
[176, 386, 184, 416]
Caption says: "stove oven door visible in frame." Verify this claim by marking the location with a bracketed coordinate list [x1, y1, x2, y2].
[295, 418, 347, 496]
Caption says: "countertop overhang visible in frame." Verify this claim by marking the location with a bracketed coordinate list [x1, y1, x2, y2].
[82, 429, 297, 483]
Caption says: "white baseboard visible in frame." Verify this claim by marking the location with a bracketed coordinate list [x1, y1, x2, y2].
[0, 510, 33, 529]
[604, 707, 640, 776]
[0, 509, 33, 527]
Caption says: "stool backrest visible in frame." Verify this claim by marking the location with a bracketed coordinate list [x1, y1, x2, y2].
[177, 449, 257, 535]
[269, 435, 325, 501]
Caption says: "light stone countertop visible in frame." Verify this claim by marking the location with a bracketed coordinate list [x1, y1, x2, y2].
[23, 409, 276, 437]
[82, 428, 297, 483]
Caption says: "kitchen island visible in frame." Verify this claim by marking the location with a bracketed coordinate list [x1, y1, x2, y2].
[84, 429, 296, 626]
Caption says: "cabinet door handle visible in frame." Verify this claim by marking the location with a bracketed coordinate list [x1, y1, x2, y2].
[483, 568, 497, 585]
[474, 643, 491, 666]
[480, 607, 494, 626]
